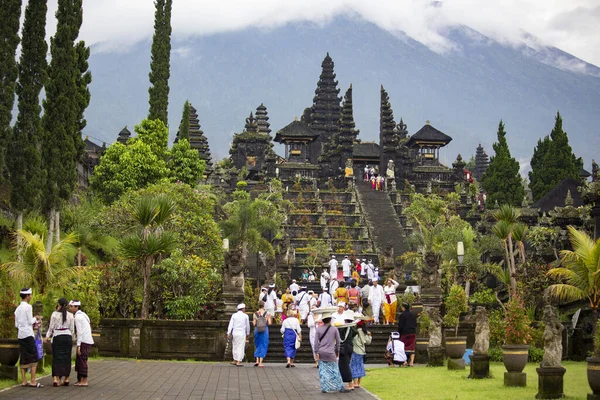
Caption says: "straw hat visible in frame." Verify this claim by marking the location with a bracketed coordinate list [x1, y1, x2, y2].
[312, 306, 338, 319]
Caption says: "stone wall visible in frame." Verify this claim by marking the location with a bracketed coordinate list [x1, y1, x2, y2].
[99, 319, 229, 361]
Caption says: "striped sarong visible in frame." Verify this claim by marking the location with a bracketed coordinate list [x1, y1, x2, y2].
[318, 360, 344, 393]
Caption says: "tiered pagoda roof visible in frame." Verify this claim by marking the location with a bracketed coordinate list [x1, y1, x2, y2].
[474, 143, 489, 182]
[274, 120, 319, 143]
[406, 122, 452, 147]
[255, 104, 272, 136]
[117, 126, 131, 144]
[187, 105, 213, 170]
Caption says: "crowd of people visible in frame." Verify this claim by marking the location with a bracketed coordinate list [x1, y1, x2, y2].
[227, 256, 418, 394]
[363, 165, 386, 191]
[14, 288, 94, 388]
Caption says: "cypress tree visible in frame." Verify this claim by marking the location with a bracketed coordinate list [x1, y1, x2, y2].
[0, 0, 22, 178]
[148, 0, 173, 125]
[42, 0, 86, 249]
[481, 120, 524, 206]
[529, 112, 582, 201]
[7, 0, 47, 233]
[176, 100, 191, 142]
[74, 40, 92, 160]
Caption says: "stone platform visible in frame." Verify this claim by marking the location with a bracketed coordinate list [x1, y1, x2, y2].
[0, 360, 377, 400]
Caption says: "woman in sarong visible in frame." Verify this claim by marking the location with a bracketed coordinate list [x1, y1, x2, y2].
[45, 298, 75, 386]
[351, 319, 372, 388]
[383, 278, 400, 325]
[253, 301, 269, 367]
[280, 309, 301, 368]
[314, 316, 349, 393]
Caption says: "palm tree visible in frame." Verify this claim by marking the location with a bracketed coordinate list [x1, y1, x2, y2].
[491, 204, 526, 296]
[118, 195, 178, 319]
[221, 199, 278, 266]
[547, 226, 600, 334]
[1, 230, 84, 296]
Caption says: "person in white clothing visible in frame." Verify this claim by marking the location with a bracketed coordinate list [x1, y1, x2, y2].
[15, 288, 43, 388]
[368, 279, 385, 324]
[318, 288, 333, 307]
[70, 300, 94, 386]
[328, 255, 338, 278]
[280, 310, 302, 367]
[45, 297, 75, 386]
[386, 332, 407, 366]
[320, 270, 330, 291]
[331, 302, 346, 325]
[366, 260, 375, 280]
[227, 303, 251, 366]
[308, 272, 316, 282]
[296, 287, 310, 322]
[307, 305, 321, 367]
[360, 259, 367, 277]
[383, 279, 400, 325]
[264, 284, 277, 322]
[341, 256, 352, 281]
[373, 267, 380, 281]
[289, 279, 300, 294]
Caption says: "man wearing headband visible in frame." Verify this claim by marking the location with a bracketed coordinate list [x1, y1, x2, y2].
[15, 288, 43, 387]
[318, 287, 333, 308]
[368, 278, 385, 325]
[341, 256, 351, 282]
[289, 279, 299, 294]
[69, 300, 94, 386]
[328, 255, 338, 280]
[386, 332, 407, 367]
[227, 304, 250, 366]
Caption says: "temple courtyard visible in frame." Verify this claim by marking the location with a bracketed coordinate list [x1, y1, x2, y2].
[0, 360, 589, 400]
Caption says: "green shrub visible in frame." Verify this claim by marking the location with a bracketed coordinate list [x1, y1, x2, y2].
[417, 310, 430, 336]
[469, 289, 496, 306]
[528, 347, 545, 363]
[594, 320, 600, 358]
[503, 295, 531, 345]
[489, 309, 506, 348]
[488, 347, 502, 362]
[443, 285, 468, 335]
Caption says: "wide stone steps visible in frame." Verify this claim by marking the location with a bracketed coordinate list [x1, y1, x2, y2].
[250, 324, 399, 364]
[355, 182, 406, 260]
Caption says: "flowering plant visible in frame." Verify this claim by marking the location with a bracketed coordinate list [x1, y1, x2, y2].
[503, 295, 531, 345]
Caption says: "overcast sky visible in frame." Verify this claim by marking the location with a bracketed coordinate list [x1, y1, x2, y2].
[40, 0, 600, 67]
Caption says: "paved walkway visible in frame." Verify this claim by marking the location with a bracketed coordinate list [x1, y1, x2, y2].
[0, 360, 378, 400]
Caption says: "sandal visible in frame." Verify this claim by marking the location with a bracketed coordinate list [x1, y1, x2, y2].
[285, 363, 290, 368]
[63, 381, 70, 386]
[74, 382, 88, 387]
[29, 382, 44, 388]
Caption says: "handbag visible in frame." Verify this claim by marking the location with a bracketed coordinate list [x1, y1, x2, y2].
[34, 329, 44, 361]
[294, 330, 301, 349]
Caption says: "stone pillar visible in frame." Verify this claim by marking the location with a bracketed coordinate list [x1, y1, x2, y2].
[427, 346, 444, 367]
[128, 320, 143, 358]
[469, 354, 490, 379]
[536, 367, 566, 399]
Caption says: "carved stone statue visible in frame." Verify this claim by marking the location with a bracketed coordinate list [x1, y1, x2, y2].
[428, 308, 443, 348]
[263, 254, 277, 285]
[421, 252, 441, 289]
[473, 306, 490, 355]
[386, 159, 395, 179]
[541, 305, 564, 368]
[223, 248, 245, 293]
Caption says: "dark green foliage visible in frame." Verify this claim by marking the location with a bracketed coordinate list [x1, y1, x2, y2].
[176, 100, 190, 142]
[168, 138, 205, 185]
[0, 0, 22, 179]
[8, 0, 46, 212]
[74, 40, 92, 160]
[42, 0, 86, 208]
[148, 0, 172, 125]
[481, 121, 524, 206]
[529, 112, 582, 201]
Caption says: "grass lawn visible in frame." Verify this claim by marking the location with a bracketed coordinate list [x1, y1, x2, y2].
[362, 361, 588, 400]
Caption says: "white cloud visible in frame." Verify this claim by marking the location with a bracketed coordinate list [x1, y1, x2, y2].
[40, 0, 600, 66]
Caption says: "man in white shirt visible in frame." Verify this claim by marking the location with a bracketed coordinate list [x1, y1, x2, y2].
[264, 284, 277, 321]
[328, 255, 338, 279]
[341, 256, 352, 282]
[289, 279, 299, 294]
[317, 287, 333, 307]
[368, 279, 385, 324]
[70, 300, 94, 386]
[367, 260, 375, 281]
[320, 270, 330, 291]
[227, 303, 250, 366]
[296, 287, 310, 322]
[386, 332, 407, 366]
[360, 259, 367, 277]
[15, 288, 43, 388]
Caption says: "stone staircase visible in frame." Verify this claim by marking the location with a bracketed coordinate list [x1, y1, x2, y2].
[355, 182, 406, 262]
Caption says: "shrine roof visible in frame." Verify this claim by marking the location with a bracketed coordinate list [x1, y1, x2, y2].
[532, 178, 584, 211]
[274, 120, 319, 143]
[406, 123, 452, 148]
[352, 142, 380, 158]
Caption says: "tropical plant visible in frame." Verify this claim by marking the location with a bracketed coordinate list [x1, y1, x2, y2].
[594, 320, 600, 357]
[221, 198, 278, 266]
[443, 285, 469, 335]
[503, 295, 531, 345]
[491, 204, 526, 296]
[118, 195, 178, 319]
[1, 230, 84, 296]
[547, 226, 600, 335]
[469, 289, 496, 306]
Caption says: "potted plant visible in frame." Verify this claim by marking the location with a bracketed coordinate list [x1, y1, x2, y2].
[588, 320, 600, 398]
[501, 295, 531, 373]
[443, 285, 469, 360]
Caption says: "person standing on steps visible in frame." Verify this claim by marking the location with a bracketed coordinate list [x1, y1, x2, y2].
[227, 303, 250, 367]
[360, 259, 367, 280]
[341, 255, 352, 282]
[334, 281, 349, 305]
[383, 278, 400, 325]
[70, 300, 94, 386]
[281, 309, 302, 368]
[320, 269, 330, 291]
[360, 280, 373, 319]
[15, 288, 43, 388]
[45, 297, 74, 387]
[253, 301, 269, 367]
[296, 286, 310, 323]
[328, 255, 338, 279]
[368, 278, 385, 325]
[289, 279, 299, 294]
[318, 287, 333, 307]
[398, 302, 418, 366]
[264, 284, 277, 324]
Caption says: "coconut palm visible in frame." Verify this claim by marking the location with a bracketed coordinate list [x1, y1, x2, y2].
[118, 195, 178, 319]
[1, 230, 84, 296]
[547, 226, 600, 334]
[221, 199, 278, 267]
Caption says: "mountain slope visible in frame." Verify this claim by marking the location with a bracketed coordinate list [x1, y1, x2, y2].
[85, 17, 600, 167]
